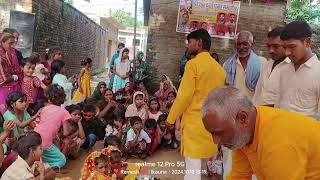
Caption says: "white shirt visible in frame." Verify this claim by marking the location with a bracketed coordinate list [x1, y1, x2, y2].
[233, 57, 266, 100]
[275, 55, 320, 120]
[125, 128, 151, 147]
[252, 58, 287, 106]
[33, 64, 46, 81]
[1, 156, 34, 180]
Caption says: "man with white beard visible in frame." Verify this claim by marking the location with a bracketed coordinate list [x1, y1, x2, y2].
[202, 86, 320, 180]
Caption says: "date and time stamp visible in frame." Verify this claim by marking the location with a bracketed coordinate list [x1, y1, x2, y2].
[121, 161, 208, 175]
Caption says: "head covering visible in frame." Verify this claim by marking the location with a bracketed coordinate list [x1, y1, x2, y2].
[91, 81, 107, 101]
[125, 91, 147, 121]
[80, 146, 121, 180]
[136, 51, 144, 60]
[156, 80, 175, 100]
[160, 75, 177, 92]
[133, 91, 145, 107]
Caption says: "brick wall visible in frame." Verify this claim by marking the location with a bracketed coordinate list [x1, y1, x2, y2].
[146, 0, 286, 92]
[32, 0, 107, 76]
[0, 0, 107, 77]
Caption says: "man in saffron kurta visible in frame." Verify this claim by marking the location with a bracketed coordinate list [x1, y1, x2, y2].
[202, 87, 320, 180]
[167, 29, 226, 180]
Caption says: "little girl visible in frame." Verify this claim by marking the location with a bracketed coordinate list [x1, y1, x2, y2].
[148, 97, 162, 122]
[72, 58, 92, 104]
[21, 58, 47, 105]
[113, 48, 131, 92]
[34, 84, 71, 168]
[51, 60, 75, 107]
[125, 91, 148, 124]
[3, 91, 38, 139]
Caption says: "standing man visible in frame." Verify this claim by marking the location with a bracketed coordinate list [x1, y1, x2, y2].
[202, 86, 320, 179]
[108, 43, 125, 89]
[167, 29, 226, 180]
[252, 27, 287, 106]
[224, 31, 265, 100]
[275, 21, 320, 119]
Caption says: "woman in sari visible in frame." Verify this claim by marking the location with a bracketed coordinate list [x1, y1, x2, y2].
[91, 81, 107, 102]
[0, 33, 23, 105]
[155, 80, 176, 112]
[159, 75, 177, 92]
[130, 51, 149, 83]
[112, 48, 131, 93]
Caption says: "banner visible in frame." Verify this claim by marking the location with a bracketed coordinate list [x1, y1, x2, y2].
[176, 0, 241, 39]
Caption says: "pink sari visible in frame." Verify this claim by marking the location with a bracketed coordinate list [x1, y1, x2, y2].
[0, 46, 22, 106]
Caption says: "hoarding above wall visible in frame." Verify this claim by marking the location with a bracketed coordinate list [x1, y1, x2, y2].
[176, 0, 241, 39]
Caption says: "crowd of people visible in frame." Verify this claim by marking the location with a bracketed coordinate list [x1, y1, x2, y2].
[0, 27, 183, 179]
[0, 18, 319, 180]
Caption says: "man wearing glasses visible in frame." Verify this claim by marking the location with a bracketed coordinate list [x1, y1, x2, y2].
[252, 27, 287, 106]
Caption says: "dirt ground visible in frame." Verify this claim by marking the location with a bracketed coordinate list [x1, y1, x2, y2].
[56, 141, 211, 180]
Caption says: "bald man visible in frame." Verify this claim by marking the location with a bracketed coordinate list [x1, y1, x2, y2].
[201, 86, 320, 180]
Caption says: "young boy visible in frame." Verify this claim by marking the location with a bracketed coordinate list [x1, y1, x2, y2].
[81, 104, 100, 150]
[144, 119, 160, 155]
[1, 132, 56, 179]
[125, 116, 151, 159]
[158, 114, 178, 149]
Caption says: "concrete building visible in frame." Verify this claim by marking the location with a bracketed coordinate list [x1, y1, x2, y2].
[118, 27, 147, 59]
[100, 17, 125, 63]
[0, 0, 107, 76]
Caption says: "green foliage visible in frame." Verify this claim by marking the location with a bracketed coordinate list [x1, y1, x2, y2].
[110, 9, 144, 27]
[286, 0, 320, 25]
[65, 0, 74, 6]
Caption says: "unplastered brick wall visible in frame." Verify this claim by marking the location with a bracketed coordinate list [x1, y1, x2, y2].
[32, 0, 107, 76]
[0, 0, 107, 77]
[146, 0, 286, 92]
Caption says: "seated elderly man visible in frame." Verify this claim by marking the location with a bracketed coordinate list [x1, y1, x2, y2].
[201, 86, 320, 180]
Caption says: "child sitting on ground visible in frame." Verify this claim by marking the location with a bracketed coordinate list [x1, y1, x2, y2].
[88, 154, 109, 179]
[82, 136, 130, 180]
[125, 92, 149, 124]
[157, 114, 178, 149]
[64, 104, 85, 158]
[148, 97, 162, 122]
[3, 92, 39, 139]
[144, 119, 161, 155]
[105, 111, 127, 148]
[34, 84, 71, 168]
[125, 116, 151, 159]
[1, 131, 56, 179]
[81, 104, 101, 150]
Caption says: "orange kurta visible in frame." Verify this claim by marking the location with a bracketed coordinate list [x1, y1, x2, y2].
[167, 52, 226, 158]
[228, 106, 320, 180]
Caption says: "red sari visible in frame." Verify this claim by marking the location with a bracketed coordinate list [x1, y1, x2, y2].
[0, 46, 22, 105]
